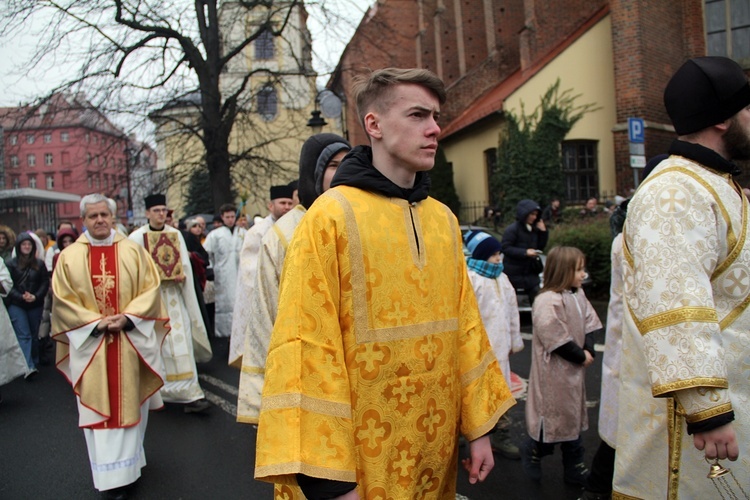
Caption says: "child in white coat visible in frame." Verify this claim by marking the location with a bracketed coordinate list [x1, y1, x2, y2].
[464, 230, 524, 459]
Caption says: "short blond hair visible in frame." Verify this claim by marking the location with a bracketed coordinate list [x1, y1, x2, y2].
[352, 68, 446, 135]
[541, 246, 586, 293]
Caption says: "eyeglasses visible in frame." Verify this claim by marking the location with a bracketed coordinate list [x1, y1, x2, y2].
[150, 208, 168, 213]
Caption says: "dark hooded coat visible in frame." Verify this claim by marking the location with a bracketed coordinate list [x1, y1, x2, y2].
[4, 233, 49, 309]
[500, 199, 548, 290]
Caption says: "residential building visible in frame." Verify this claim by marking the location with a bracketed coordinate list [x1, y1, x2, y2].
[0, 92, 156, 229]
[329, 0, 749, 221]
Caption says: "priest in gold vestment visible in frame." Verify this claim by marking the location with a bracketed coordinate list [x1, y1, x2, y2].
[255, 69, 513, 499]
[129, 193, 212, 413]
[52, 194, 169, 499]
[613, 57, 750, 499]
[237, 133, 350, 424]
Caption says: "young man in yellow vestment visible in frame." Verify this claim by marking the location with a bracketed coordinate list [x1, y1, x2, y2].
[254, 68, 514, 499]
[52, 194, 169, 500]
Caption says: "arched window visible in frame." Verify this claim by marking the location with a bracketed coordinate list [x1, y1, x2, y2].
[255, 30, 275, 60]
[257, 85, 278, 121]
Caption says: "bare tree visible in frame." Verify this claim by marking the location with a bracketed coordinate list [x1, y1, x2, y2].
[0, 0, 363, 210]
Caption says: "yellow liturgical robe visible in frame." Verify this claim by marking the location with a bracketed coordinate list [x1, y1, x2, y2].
[255, 186, 514, 499]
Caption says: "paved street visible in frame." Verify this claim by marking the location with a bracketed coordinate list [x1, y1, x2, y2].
[0, 303, 608, 500]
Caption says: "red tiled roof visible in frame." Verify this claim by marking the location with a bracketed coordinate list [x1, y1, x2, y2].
[0, 92, 125, 137]
[440, 4, 610, 140]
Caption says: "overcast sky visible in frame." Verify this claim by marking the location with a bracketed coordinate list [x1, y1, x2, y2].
[0, 1, 371, 108]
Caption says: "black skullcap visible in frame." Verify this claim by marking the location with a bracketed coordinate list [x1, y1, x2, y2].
[664, 56, 750, 135]
[269, 184, 294, 201]
[144, 193, 166, 209]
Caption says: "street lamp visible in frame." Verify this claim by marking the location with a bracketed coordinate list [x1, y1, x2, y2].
[306, 108, 327, 133]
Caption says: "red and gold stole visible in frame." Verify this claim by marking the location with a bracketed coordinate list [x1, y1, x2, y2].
[88, 244, 127, 429]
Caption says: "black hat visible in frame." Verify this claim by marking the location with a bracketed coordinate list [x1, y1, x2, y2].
[664, 56, 750, 135]
[144, 193, 166, 209]
[269, 185, 294, 201]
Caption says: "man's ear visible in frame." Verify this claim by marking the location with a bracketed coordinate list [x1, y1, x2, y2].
[715, 119, 731, 133]
[267, 201, 273, 212]
[363, 111, 382, 139]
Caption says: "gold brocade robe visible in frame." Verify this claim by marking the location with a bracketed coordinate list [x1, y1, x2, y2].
[52, 233, 169, 428]
[255, 187, 514, 499]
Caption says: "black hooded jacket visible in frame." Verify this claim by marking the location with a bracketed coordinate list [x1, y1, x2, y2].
[4, 233, 49, 309]
[330, 145, 431, 203]
[298, 133, 351, 208]
[500, 199, 548, 290]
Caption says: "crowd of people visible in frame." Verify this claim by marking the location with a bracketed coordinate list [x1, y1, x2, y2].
[1, 57, 749, 500]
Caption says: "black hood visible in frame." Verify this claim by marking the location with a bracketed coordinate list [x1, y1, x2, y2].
[515, 199, 542, 222]
[14, 232, 37, 256]
[298, 133, 351, 208]
[330, 146, 431, 203]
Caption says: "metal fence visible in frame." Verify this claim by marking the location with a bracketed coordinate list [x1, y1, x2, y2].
[458, 190, 623, 226]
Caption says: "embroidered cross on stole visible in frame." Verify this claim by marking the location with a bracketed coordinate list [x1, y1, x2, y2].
[87, 245, 138, 429]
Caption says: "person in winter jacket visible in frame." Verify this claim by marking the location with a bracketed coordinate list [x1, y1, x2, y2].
[4, 233, 49, 376]
[500, 199, 548, 305]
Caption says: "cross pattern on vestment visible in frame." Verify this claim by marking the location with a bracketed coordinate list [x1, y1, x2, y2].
[724, 269, 748, 295]
[92, 251, 116, 316]
[659, 187, 687, 213]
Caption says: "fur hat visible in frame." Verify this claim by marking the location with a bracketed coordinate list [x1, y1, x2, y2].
[664, 56, 750, 135]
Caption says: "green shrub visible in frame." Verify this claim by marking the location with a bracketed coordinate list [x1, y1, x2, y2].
[547, 217, 613, 299]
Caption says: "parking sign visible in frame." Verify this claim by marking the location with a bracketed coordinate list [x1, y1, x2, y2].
[628, 117, 645, 143]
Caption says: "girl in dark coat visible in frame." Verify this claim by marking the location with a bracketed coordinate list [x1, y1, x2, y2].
[4, 233, 49, 375]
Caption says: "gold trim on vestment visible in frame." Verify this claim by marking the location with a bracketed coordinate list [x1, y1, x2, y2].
[460, 349, 496, 386]
[713, 179, 747, 282]
[720, 292, 750, 330]
[647, 164, 735, 246]
[652, 377, 728, 398]
[166, 372, 195, 381]
[622, 226, 633, 269]
[685, 402, 733, 423]
[261, 393, 352, 418]
[667, 398, 682, 500]
[272, 224, 289, 250]
[236, 415, 259, 424]
[255, 462, 357, 483]
[635, 306, 717, 336]
[396, 199, 427, 269]
[463, 396, 516, 442]
[357, 318, 459, 343]
[612, 492, 642, 500]
[325, 190, 369, 342]
[718, 179, 750, 329]
[241, 365, 265, 374]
